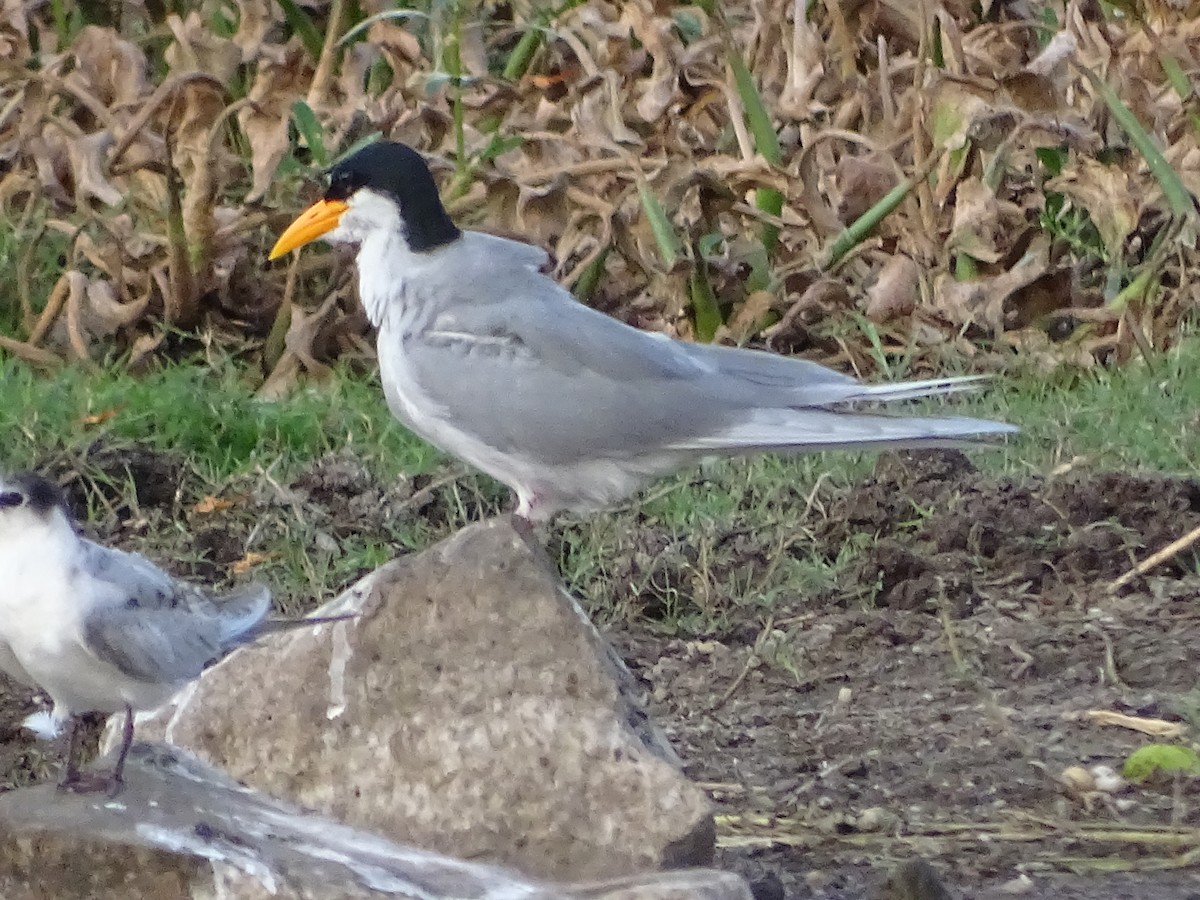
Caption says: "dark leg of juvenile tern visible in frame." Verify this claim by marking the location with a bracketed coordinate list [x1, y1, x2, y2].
[56, 715, 84, 791]
[109, 704, 135, 793]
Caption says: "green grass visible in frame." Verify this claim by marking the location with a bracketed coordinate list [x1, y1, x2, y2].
[0, 355, 442, 481]
[970, 345, 1200, 476]
[0, 356, 458, 615]
[1, 331, 1197, 631]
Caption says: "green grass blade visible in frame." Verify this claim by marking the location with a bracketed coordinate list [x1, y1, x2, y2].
[502, 0, 586, 81]
[1159, 53, 1200, 136]
[331, 131, 383, 168]
[728, 52, 782, 255]
[290, 100, 328, 168]
[823, 176, 919, 268]
[638, 184, 682, 269]
[728, 53, 780, 164]
[572, 246, 609, 303]
[503, 24, 544, 81]
[1108, 259, 1160, 310]
[1077, 64, 1195, 219]
[689, 263, 722, 342]
[954, 253, 978, 281]
[755, 187, 783, 256]
[277, 0, 324, 62]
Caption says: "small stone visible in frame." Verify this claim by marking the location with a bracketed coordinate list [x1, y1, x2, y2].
[1089, 764, 1125, 793]
[748, 872, 784, 900]
[1059, 765, 1094, 794]
[999, 873, 1035, 894]
[855, 806, 899, 833]
[884, 859, 953, 900]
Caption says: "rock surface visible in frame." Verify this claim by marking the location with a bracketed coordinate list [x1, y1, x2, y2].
[130, 518, 714, 881]
[0, 746, 751, 899]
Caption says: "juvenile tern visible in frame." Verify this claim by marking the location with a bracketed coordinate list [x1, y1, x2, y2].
[0, 472, 337, 795]
[270, 141, 1017, 522]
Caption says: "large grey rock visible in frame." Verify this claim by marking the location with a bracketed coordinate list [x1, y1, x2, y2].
[130, 518, 714, 881]
[0, 745, 751, 900]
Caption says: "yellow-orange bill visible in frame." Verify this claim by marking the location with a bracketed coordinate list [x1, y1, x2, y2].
[268, 198, 350, 260]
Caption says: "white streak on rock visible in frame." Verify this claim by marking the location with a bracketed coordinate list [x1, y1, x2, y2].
[326, 620, 352, 720]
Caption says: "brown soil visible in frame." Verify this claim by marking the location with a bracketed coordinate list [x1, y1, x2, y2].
[614, 451, 1200, 898]
[2, 448, 1199, 898]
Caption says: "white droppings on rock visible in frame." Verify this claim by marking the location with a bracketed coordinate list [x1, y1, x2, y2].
[291, 843, 440, 898]
[163, 680, 201, 746]
[326, 620, 353, 721]
[134, 822, 278, 894]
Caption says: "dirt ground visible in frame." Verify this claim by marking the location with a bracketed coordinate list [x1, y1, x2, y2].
[1, 447, 1198, 898]
[614, 451, 1200, 898]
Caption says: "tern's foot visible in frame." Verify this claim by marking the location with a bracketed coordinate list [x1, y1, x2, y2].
[57, 771, 124, 797]
[510, 512, 536, 539]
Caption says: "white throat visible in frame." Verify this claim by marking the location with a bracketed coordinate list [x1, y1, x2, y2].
[323, 189, 418, 330]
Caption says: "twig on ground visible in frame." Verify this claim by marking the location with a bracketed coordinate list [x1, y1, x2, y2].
[1086, 623, 1128, 690]
[936, 582, 967, 676]
[710, 613, 774, 712]
[1109, 523, 1200, 593]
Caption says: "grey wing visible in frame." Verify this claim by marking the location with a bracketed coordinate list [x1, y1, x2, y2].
[82, 607, 226, 685]
[79, 542, 273, 629]
[402, 331, 722, 463]
[400, 234, 1015, 462]
[432, 234, 1002, 408]
[401, 285, 738, 464]
[79, 540, 206, 609]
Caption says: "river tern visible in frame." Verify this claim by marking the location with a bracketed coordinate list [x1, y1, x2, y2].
[0, 472, 339, 795]
[270, 141, 1016, 522]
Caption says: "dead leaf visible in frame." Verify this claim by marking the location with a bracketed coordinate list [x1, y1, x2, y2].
[835, 156, 897, 224]
[70, 25, 148, 107]
[865, 255, 919, 323]
[620, 3, 683, 124]
[764, 278, 851, 352]
[193, 495, 241, 514]
[947, 180, 1027, 264]
[1049, 158, 1139, 258]
[58, 129, 124, 207]
[1085, 710, 1187, 738]
[719, 290, 776, 345]
[80, 407, 121, 426]
[231, 551, 275, 574]
[238, 43, 312, 203]
[934, 240, 1052, 334]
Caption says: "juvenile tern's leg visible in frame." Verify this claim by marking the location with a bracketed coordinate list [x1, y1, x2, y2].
[109, 705, 135, 793]
[57, 717, 112, 793]
[56, 708, 135, 796]
[56, 716, 84, 791]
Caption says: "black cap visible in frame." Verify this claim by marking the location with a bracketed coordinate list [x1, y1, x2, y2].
[324, 142, 462, 252]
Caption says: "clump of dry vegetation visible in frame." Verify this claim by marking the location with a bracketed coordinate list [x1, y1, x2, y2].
[0, 0, 1196, 389]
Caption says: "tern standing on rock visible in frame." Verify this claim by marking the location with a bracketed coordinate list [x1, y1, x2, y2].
[0, 473, 331, 795]
[270, 141, 1016, 523]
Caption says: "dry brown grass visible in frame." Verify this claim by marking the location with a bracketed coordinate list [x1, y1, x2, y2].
[0, 0, 1197, 389]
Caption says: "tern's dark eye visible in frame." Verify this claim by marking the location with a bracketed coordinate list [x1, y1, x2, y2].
[325, 169, 364, 202]
[0, 491, 24, 509]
